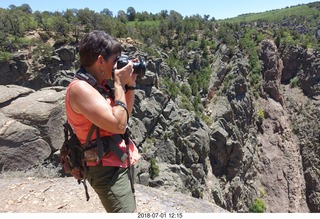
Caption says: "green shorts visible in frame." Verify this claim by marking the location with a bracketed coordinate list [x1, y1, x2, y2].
[86, 163, 135, 213]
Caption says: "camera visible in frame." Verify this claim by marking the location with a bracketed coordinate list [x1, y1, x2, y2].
[116, 55, 146, 78]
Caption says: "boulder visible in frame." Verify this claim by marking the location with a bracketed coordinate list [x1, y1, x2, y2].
[0, 85, 66, 172]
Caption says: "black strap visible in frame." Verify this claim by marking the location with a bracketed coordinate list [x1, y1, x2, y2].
[63, 122, 74, 140]
[124, 127, 135, 194]
[95, 127, 104, 160]
[75, 66, 114, 100]
[75, 67, 104, 95]
[84, 124, 97, 146]
[101, 135, 128, 162]
[81, 180, 90, 201]
[81, 123, 95, 202]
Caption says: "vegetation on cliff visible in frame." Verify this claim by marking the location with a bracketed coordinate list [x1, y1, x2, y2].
[0, 2, 319, 213]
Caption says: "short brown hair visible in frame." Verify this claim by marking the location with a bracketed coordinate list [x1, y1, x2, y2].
[79, 30, 122, 67]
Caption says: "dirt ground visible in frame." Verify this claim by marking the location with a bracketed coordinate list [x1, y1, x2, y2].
[0, 176, 227, 213]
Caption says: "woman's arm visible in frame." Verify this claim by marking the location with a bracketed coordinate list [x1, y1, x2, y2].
[69, 80, 128, 134]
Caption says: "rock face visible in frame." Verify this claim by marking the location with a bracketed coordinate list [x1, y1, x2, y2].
[0, 52, 30, 86]
[0, 85, 66, 172]
[281, 45, 320, 97]
[256, 98, 308, 212]
[259, 39, 284, 105]
[207, 39, 319, 212]
[282, 85, 320, 212]
[0, 40, 319, 213]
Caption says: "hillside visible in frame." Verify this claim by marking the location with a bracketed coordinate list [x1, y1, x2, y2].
[0, 2, 319, 213]
[222, 2, 320, 22]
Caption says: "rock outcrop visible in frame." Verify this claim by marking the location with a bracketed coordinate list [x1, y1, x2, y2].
[259, 39, 284, 105]
[0, 85, 66, 171]
[0, 38, 319, 213]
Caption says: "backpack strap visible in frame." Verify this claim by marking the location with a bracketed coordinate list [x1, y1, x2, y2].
[81, 180, 90, 201]
[82, 124, 97, 202]
[100, 134, 128, 162]
[124, 127, 135, 194]
[95, 126, 104, 160]
[63, 122, 74, 140]
[84, 124, 97, 146]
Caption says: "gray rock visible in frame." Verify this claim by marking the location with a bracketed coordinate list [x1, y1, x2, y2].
[0, 85, 66, 172]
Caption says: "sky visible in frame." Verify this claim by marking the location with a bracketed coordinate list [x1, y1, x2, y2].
[0, 0, 317, 19]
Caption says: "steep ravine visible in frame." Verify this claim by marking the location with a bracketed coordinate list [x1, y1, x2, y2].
[0, 37, 319, 213]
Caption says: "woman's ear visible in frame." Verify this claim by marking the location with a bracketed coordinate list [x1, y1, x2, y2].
[98, 55, 104, 65]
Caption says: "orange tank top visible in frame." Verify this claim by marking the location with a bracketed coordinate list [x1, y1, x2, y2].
[65, 80, 141, 168]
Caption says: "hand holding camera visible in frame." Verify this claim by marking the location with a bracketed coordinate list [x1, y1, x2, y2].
[116, 55, 146, 78]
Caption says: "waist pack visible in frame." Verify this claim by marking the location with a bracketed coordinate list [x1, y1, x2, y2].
[59, 121, 128, 201]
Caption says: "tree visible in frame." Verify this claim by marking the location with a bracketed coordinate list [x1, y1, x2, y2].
[136, 11, 151, 21]
[8, 4, 32, 13]
[77, 8, 95, 25]
[52, 16, 70, 37]
[127, 7, 136, 21]
[168, 10, 183, 30]
[63, 9, 76, 24]
[99, 15, 116, 36]
[159, 10, 168, 19]
[8, 4, 17, 10]
[117, 10, 128, 23]
[204, 14, 210, 20]
[3, 9, 26, 36]
[77, 8, 102, 31]
[100, 8, 113, 17]
[19, 4, 32, 14]
[34, 11, 55, 31]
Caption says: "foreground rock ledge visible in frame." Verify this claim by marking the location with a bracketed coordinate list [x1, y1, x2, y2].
[0, 177, 228, 213]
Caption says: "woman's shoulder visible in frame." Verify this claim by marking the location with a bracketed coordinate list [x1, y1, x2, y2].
[69, 78, 90, 88]
[68, 79, 97, 95]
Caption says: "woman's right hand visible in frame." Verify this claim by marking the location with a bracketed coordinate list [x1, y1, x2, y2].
[114, 61, 135, 87]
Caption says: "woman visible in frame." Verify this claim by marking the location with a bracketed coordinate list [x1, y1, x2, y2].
[65, 30, 141, 212]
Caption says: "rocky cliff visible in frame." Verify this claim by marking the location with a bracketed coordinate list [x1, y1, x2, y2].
[0, 36, 319, 213]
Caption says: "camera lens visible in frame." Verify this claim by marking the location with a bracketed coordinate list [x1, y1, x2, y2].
[133, 57, 146, 78]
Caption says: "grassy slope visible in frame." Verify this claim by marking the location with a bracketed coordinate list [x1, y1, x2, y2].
[220, 3, 320, 23]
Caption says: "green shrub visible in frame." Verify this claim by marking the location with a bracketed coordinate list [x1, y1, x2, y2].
[180, 83, 192, 97]
[161, 78, 180, 99]
[16, 37, 31, 48]
[249, 198, 266, 213]
[149, 158, 160, 179]
[38, 31, 51, 41]
[0, 51, 12, 63]
[290, 76, 299, 88]
[256, 109, 265, 122]
[32, 42, 53, 62]
[179, 95, 195, 111]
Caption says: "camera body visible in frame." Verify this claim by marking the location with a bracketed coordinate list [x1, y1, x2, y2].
[116, 55, 146, 78]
